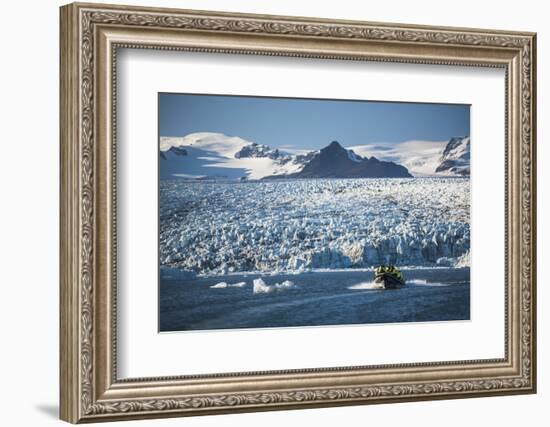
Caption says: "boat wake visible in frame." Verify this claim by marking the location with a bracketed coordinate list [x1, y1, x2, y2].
[348, 281, 384, 290]
[407, 279, 449, 287]
[348, 278, 451, 290]
[407, 279, 428, 285]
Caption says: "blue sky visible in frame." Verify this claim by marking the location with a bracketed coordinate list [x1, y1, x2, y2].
[159, 93, 470, 151]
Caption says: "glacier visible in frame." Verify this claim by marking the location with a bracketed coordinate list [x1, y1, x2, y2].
[159, 177, 470, 276]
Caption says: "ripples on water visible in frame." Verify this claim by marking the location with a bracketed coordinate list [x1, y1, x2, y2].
[159, 268, 470, 332]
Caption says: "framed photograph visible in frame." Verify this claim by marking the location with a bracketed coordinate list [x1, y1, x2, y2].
[60, 2, 537, 423]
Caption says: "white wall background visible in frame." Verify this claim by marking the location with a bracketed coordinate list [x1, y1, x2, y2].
[0, 0, 545, 426]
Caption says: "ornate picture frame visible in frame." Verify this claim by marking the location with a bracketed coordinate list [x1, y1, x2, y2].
[60, 2, 536, 423]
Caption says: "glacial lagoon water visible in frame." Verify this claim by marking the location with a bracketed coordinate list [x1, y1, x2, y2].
[159, 268, 470, 332]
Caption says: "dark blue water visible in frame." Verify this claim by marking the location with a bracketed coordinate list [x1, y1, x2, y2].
[159, 268, 470, 332]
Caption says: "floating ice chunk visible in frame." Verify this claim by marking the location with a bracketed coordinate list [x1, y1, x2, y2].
[230, 281, 247, 288]
[253, 278, 296, 293]
[210, 282, 228, 288]
[253, 278, 273, 294]
[211, 281, 247, 289]
[275, 280, 295, 289]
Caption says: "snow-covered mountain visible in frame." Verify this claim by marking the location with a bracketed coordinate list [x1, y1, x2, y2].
[160, 133, 412, 180]
[435, 136, 470, 176]
[160, 133, 306, 180]
[234, 142, 290, 161]
[350, 136, 470, 177]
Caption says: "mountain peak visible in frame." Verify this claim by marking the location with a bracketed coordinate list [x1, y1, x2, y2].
[442, 136, 470, 157]
[159, 134, 412, 180]
[296, 140, 411, 178]
[319, 140, 346, 155]
[435, 136, 470, 176]
[160, 132, 250, 155]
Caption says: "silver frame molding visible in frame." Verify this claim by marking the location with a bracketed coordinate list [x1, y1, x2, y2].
[60, 2, 537, 423]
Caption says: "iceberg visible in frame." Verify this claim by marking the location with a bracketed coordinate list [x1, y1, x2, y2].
[210, 281, 247, 289]
[253, 278, 273, 294]
[252, 278, 296, 294]
[210, 282, 229, 289]
[275, 280, 296, 289]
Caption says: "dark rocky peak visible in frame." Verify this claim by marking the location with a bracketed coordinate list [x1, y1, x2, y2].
[160, 146, 187, 160]
[169, 146, 188, 156]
